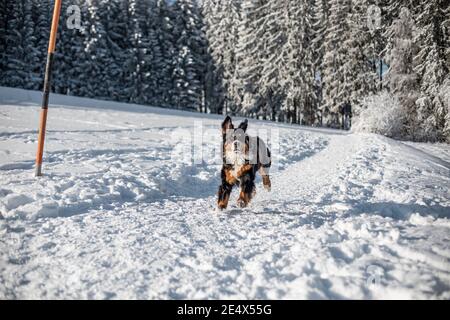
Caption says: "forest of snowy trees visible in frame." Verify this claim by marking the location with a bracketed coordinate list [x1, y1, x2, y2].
[1, 0, 449, 141]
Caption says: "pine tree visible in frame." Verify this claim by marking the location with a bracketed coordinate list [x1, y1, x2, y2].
[311, 0, 327, 75]
[258, 0, 287, 121]
[311, 0, 328, 125]
[441, 77, 450, 142]
[321, 0, 349, 127]
[298, 0, 316, 125]
[235, 0, 270, 118]
[154, 0, 178, 108]
[51, 0, 86, 96]
[3, 1, 27, 88]
[442, 5, 450, 141]
[413, 0, 449, 141]
[22, 1, 40, 90]
[122, 0, 152, 104]
[202, 0, 221, 113]
[203, 0, 241, 115]
[385, 6, 419, 139]
[445, 5, 450, 68]
[171, 0, 206, 111]
[143, 0, 165, 106]
[278, 0, 316, 125]
[33, 0, 52, 91]
[0, 1, 8, 82]
[340, 0, 376, 111]
[94, 0, 129, 101]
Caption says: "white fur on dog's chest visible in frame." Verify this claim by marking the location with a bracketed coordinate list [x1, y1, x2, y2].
[231, 163, 243, 180]
[225, 150, 247, 181]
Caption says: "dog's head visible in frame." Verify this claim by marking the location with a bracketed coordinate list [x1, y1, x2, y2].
[221, 116, 249, 165]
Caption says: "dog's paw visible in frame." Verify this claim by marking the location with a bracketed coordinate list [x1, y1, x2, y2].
[262, 176, 271, 192]
[237, 199, 248, 208]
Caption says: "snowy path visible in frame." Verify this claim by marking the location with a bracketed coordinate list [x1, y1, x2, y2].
[1, 88, 449, 299]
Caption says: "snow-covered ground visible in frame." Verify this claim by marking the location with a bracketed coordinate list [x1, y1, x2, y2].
[1, 87, 449, 299]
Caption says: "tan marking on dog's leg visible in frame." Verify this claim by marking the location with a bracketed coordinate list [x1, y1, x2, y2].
[236, 164, 253, 178]
[259, 168, 271, 191]
[238, 190, 251, 208]
[218, 192, 230, 210]
[225, 169, 238, 185]
[262, 175, 271, 191]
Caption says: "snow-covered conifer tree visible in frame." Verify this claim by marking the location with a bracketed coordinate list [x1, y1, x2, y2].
[340, 0, 376, 110]
[2, 2, 27, 88]
[171, 0, 206, 111]
[153, 0, 178, 108]
[142, 0, 165, 106]
[278, 0, 316, 125]
[413, 0, 449, 141]
[234, 0, 270, 118]
[311, 0, 328, 125]
[21, 1, 41, 90]
[385, 7, 419, 139]
[123, 0, 152, 104]
[0, 1, 6, 79]
[321, 0, 349, 127]
[311, 0, 327, 76]
[203, 0, 241, 115]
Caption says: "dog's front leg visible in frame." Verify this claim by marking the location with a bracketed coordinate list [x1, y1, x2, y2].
[238, 174, 255, 208]
[218, 183, 233, 210]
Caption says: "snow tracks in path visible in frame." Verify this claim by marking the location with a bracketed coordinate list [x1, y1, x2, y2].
[169, 133, 450, 299]
[1, 100, 449, 299]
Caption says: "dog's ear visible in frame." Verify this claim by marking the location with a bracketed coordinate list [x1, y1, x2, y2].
[222, 116, 234, 134]
[238, 119, 248, 132]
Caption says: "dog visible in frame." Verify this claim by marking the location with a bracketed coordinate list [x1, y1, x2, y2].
[218, 116, 271, 209]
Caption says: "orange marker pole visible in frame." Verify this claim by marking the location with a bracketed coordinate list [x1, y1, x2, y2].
[35, 0, 62, 176]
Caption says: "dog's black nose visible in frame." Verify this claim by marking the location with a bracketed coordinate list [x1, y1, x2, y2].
[233, 141, 239, 150]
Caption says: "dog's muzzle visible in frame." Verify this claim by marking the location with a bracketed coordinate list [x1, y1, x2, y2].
[233, 141, 242, 153]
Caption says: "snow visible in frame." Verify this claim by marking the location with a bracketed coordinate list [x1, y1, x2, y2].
[1, 87, 449, 299]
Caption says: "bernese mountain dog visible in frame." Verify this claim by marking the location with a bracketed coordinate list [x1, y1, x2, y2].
[218, 116, 271, 209]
